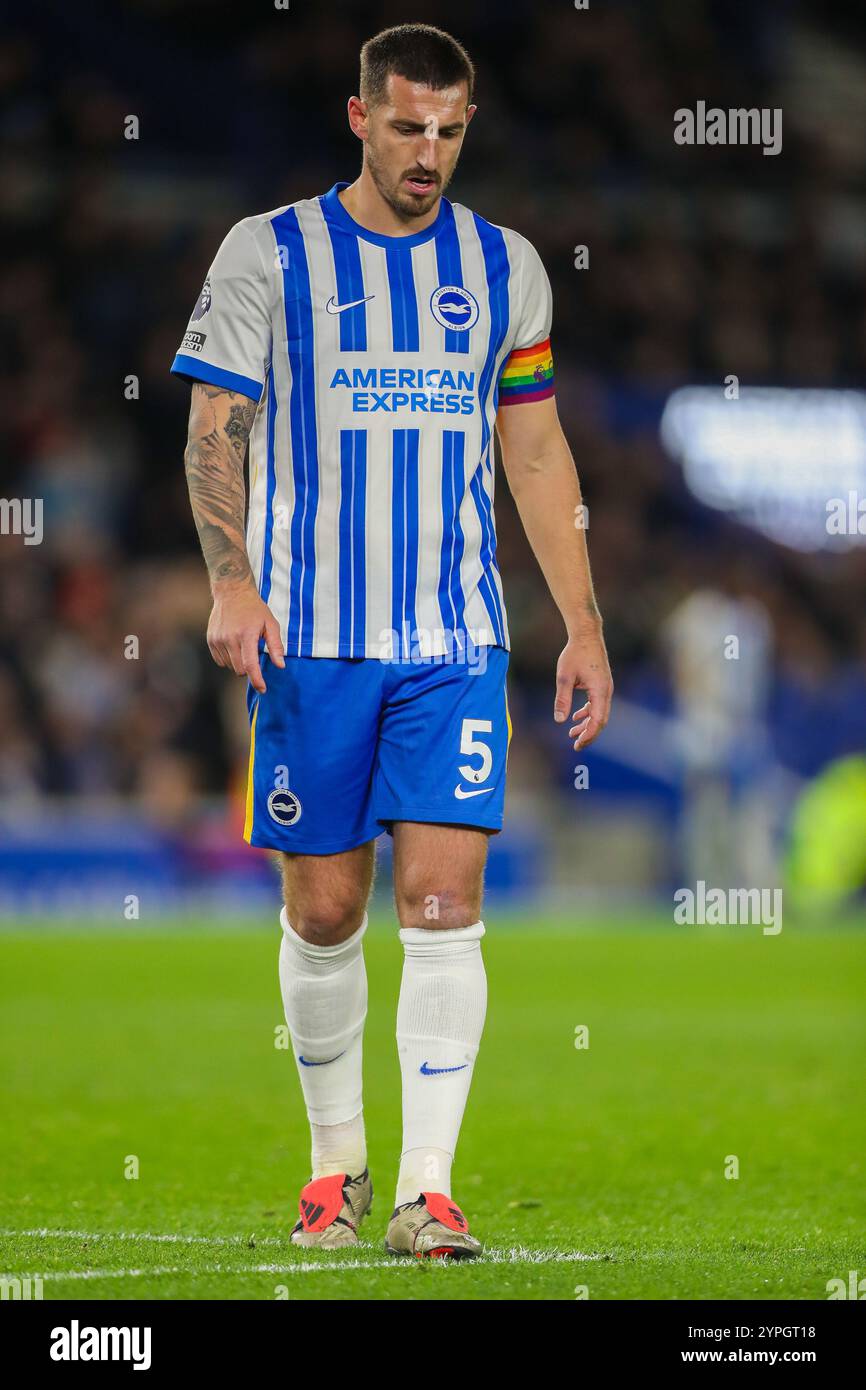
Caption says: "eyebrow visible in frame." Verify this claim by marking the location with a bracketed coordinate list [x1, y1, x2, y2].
[389, 117, 465, 134]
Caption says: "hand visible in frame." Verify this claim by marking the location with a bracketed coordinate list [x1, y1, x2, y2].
[206, 579, 285, 695]
[554, 629, 613, 751]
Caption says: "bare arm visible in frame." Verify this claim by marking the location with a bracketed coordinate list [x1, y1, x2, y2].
[184, 381, 284, 693]
[496, 395, 613, 750]
[184, 382, 257, 587]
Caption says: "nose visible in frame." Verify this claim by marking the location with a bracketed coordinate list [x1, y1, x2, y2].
[415, 122, 441, 173]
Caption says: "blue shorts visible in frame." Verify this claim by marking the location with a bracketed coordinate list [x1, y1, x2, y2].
[243, 646, 511, 854]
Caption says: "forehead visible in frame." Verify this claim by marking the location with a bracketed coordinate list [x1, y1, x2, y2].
[381, 73, 469, 122]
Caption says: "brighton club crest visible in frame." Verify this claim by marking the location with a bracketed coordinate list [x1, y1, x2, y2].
[430, 285, 480, 333]
[267, 788, 302, 826]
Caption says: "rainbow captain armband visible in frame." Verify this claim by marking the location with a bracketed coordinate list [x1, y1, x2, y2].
[497, 337, 555, 405]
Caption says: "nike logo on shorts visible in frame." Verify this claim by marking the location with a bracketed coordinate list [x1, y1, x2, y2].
[453, 784, 494, 799]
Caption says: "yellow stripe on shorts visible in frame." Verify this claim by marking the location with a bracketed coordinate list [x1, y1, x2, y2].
[243, 701, 259, 843]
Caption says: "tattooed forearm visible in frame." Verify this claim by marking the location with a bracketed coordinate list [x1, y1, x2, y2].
[225, 403, 254, 463]
[183, 382, 257, 589]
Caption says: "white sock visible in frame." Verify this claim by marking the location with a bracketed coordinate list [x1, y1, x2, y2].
[278, 908, 368, 1177]
[396, 1146, 454, 1207]
[310, 1116, 367, 1180]
[395, 922, 487, 1207]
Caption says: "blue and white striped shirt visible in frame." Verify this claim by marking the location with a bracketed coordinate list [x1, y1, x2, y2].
[172, 183, 554, 659]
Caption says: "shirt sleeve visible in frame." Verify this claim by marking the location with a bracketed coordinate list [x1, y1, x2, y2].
[497, 236, 555, 406]
[170, 220, 272, 403]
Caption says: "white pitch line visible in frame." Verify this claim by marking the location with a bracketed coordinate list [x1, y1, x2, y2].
[4, 1263, 405, 1281]
[0, 1228, 284, 1247]
[4, 1252, 601, 1283]
[1, 1245, 603, 1284]
[0, 1230, 603, 1264]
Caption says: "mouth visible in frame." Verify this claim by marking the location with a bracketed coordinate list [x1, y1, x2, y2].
[403, 173, 437, 196]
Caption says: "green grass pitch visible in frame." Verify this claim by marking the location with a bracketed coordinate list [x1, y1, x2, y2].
[1, 915, 864, 1301]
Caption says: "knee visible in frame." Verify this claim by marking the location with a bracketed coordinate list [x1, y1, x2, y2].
[394, 872, 481, 932]
[285, 893, 367, 947]
[280, 848, 372, 947]
[289, 907, 366, 947]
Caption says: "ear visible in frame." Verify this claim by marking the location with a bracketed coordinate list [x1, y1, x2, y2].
[465, 104, 478, 128]
[347, 95, 369, 141]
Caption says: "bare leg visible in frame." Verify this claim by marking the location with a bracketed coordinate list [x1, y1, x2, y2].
[392, 822, 488, 931]
[280, 842, 376, 944]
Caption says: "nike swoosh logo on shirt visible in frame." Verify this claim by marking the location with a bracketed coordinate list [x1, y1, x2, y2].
[325, 294, 375, 315]
[420, 1061, 468, 1075]
[453, 784, 494, 799]
[298, 1052, 345, 1067]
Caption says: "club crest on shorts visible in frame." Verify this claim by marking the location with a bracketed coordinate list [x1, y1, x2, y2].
[267, 788, 302, 826]
[430, 285, 479, 332]
[191, 277, 212, 321]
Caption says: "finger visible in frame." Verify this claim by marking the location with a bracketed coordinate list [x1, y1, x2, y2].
[223, 638, 247, 678]
[240, 636, 267, 694]
[573, 688, 612, 749]
[208, 638, 229, 669]
[554, 669, 575, 723]
[582, 678, 612, 728]
[571, 702, 590, 720]
[263, 613, 285, 670]
[569, 715, 590, 738]
[574, 716, 603, 751]
[594, 681, 614, 729]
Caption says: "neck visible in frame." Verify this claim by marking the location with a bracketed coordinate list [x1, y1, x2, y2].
[338, 167, 441, 238]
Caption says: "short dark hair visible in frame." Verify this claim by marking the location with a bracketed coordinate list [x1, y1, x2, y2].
[360, 24, 475, 108]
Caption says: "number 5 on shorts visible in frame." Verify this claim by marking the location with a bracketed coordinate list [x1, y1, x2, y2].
[459, 718, 493, 785]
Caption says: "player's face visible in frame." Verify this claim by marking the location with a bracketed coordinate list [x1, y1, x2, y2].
[364, 74, 476, 219]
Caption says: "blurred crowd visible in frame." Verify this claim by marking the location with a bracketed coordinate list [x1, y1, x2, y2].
[2, 0, 866, 827]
